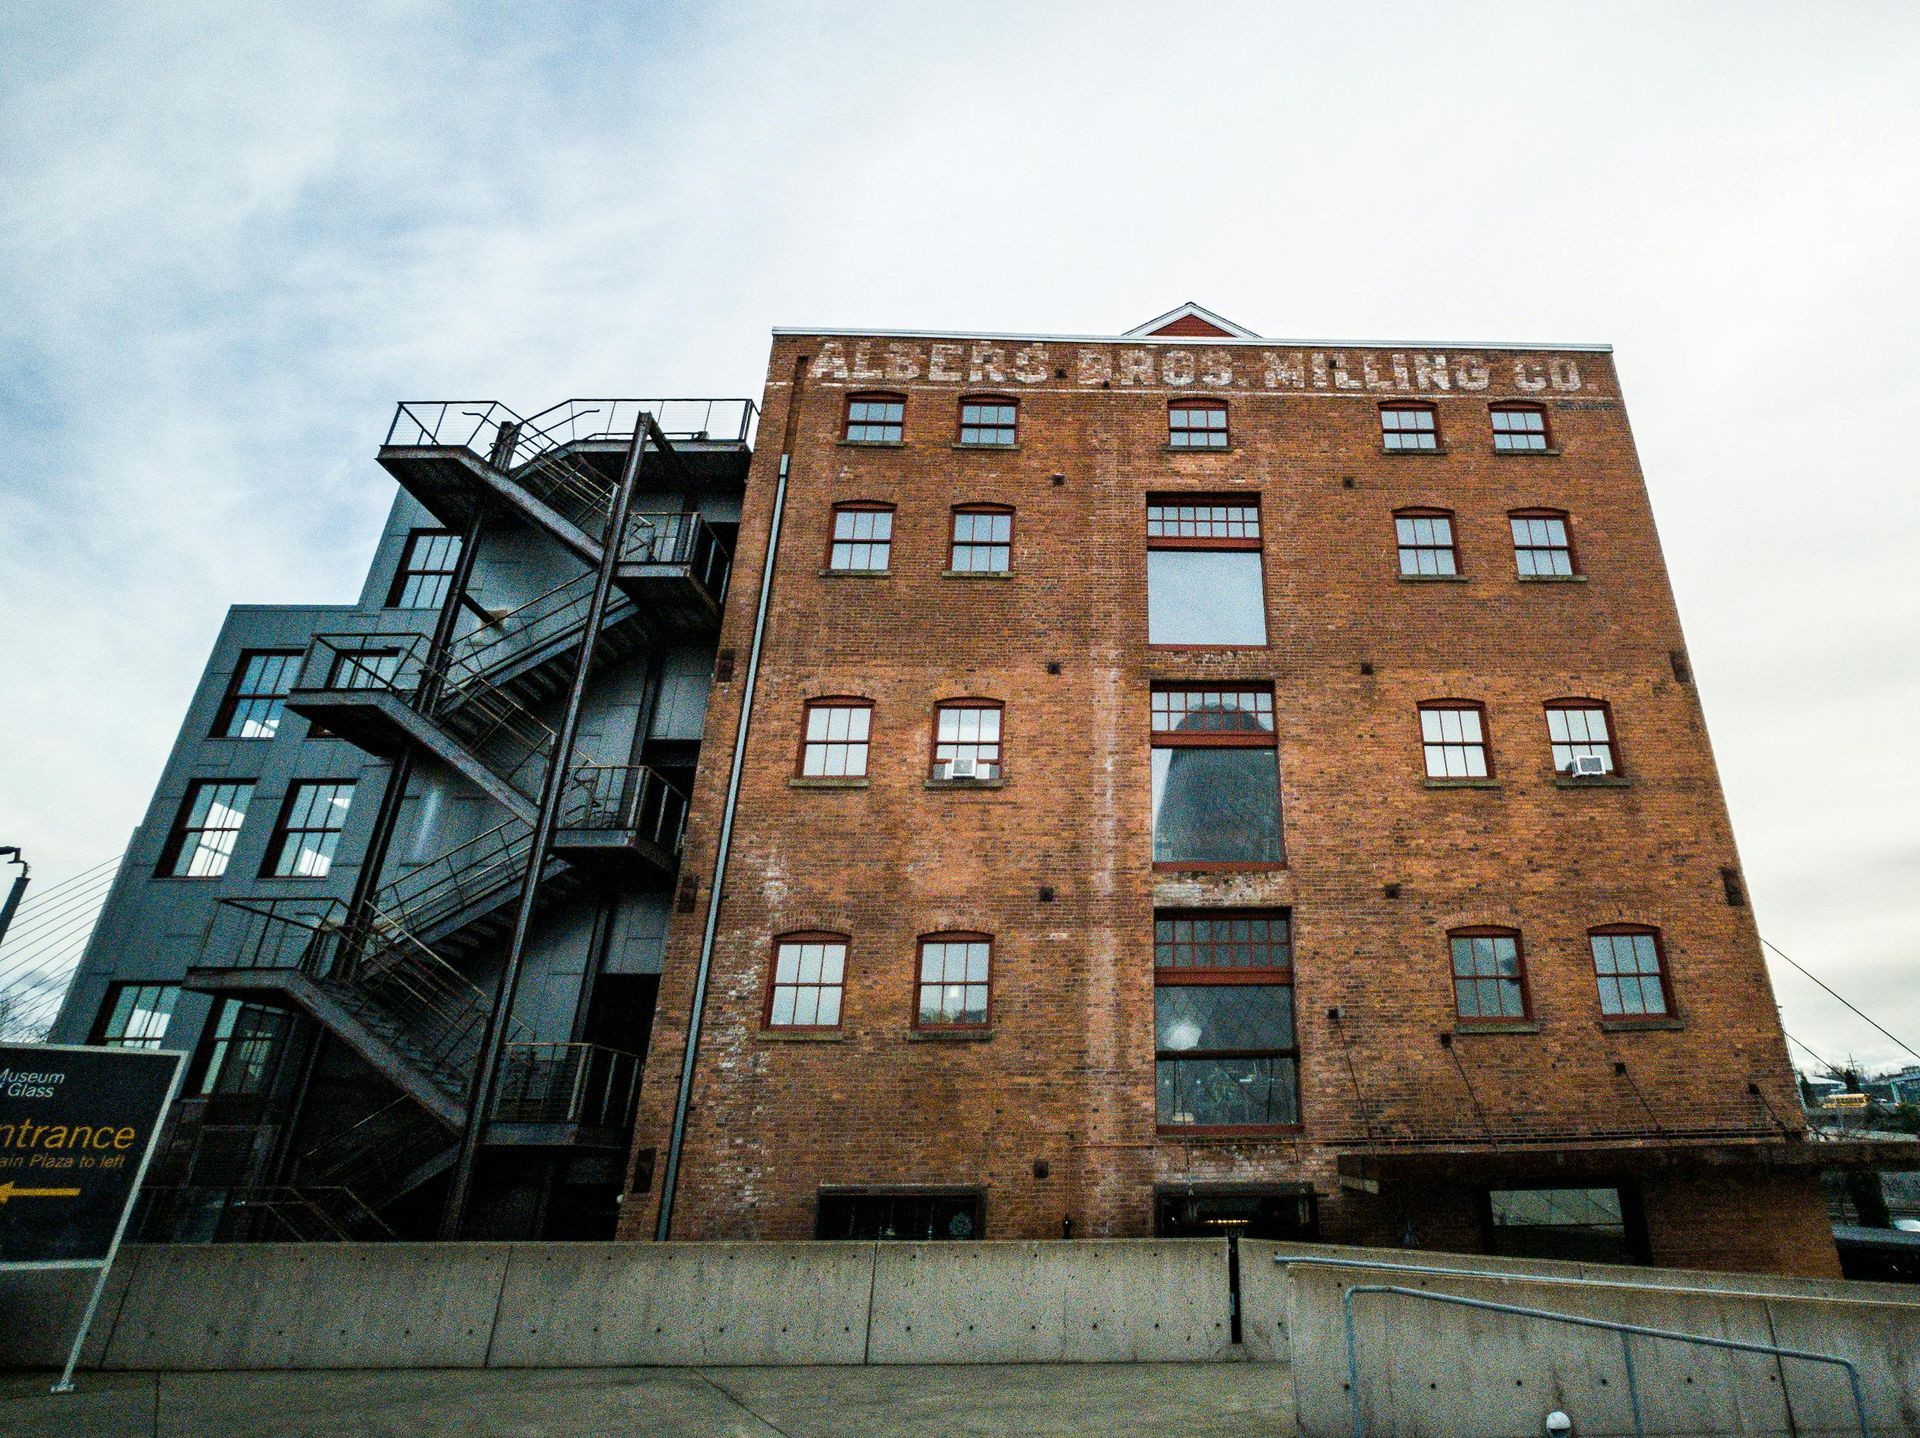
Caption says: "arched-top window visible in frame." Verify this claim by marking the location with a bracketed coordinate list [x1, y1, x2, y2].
[827, 502, 894, 571]
[915, 931, 992, 1029]
[1491, 402, 1551, 453]
[1588, 925, 1670, 1017]
[1394, 506, 1458, 576]
[765, 931, 849, 1030]
[1447, 926, 1529, 1022]
[1418, 699, 1491, 779]
[930, 698, 1003, 781]
[1381, 402, 1439, 452]
[1509, 508, 1576, 577]
[1168, 399, 1228, 449]
[844, 392, 905, 443]
[958, 395, 1017, 447]
[949, 504, 1013, 573]
[1545, 698, 1618, 777]
[798, 697, 873, 778]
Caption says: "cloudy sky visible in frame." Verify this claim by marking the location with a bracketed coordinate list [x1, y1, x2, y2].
[1, 2, 1916, 1072]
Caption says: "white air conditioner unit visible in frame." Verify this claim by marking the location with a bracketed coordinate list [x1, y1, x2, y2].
[946, 755, 980, 780]
[1570, 754, 1608, 777]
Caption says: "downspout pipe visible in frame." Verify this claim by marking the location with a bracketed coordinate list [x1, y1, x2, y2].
[655, 448, 791, 1239]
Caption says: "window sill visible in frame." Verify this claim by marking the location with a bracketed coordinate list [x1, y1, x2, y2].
[837, 439, 904, 449]
[1454, 1021, 1541, 1036]
[1599, 1016, 1685, 1033]
[1554, 775, 1632, 789]
[755, 1029, 845, 1043]
[1493, 447, 1562, 457]
[1517, 573, 1587, 583]
[1152, 862, 1287, 874]
[925, 778, 1006, 791]
[1156, 1125, 1303, 1141]
[1379, 446, 1449, 457]
[789, 777, 870, 790]
[1424, 778, 1500, 790]
[908, 1027, 994, 1043]
[952, 442, 1019, 452]
[941, 569, 1014, 580]
[818, 567, 891, 579]
[1159, 444, 1236, 454]
[1398, 573, 1467, 583]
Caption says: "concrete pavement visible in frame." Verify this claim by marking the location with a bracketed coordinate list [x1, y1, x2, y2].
[0, 1363, 1298, 1437]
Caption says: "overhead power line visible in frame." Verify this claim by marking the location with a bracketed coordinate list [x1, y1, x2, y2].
[1764, 936, 1920, 1068]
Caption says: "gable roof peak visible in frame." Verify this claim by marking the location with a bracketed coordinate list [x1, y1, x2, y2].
[1124, 302, 1261, 340]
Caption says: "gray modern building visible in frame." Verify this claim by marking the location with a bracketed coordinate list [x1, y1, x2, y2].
[48, 398, 753, 1240]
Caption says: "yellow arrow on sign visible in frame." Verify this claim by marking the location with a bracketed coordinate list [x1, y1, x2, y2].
[0, 1181, 81, 1203]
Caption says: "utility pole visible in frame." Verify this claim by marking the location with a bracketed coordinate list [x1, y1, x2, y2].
[0, 849, 29, 950]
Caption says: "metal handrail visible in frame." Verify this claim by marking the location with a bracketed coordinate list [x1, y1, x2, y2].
[493, 1041, 643, 1129]
[1338, 1284, 1870, 1438]
[561, 764, 689, 851]
[377, 818, 533, 937]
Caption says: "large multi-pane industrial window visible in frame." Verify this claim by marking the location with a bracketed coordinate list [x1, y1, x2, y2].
[949, 506, 1012, 573]
[828, 504, 894, 571]
[844, 392, 905, 443]
[799, 700, 872, 778]
[1150, 686, 1283, 868]
[212, 650, 302, 739]
[1419, 701, 1492, 779]
[1590, 926, 1671, 1017]
[1168, 400, 1228, 449]
[765, 933, 848, 1029]
[196, 1000, 293, 1096]
[1491, 403, 1552, 452]
[159, 781, 254, 878]
[816, 1189, 982, 1241]
[1510, 510, 1577, 577]
[1380, 403, 1439, 451]
[94, 983, 179, 1049]
[1154, 910, 1298, 1130]
[931, 700, 1002, 780]
[915, 933, 991, 1029]
[1145, 497, 1267, 646]
[387, 529, 462, 609]
[1488, 1187, 1636, 1263]
[957, 396, 1017, 446]
[262, 782, 355, 878]
[1546, 701, 1618, 775]
[1449, 928, 1530, 1022]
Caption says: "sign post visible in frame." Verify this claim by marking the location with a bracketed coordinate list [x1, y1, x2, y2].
[0, 1042, 183, 1393]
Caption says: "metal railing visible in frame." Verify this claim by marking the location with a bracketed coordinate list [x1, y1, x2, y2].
[492, 1042, 643, 1130]
[621, 510, 732, 602]
[519, 397, 757, 447]
[561, 764, 689, 852]
[377, 819, 534, 939]
[132, 1185, 395, 1244]
[296, 1097, 455, 1205]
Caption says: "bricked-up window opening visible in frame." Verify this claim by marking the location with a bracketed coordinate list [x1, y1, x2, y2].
[1510, 510, 1576, 577]
[1547, 701, 1617, 775]
[262, 781, 356, 878]
[1168, 400, 1228, 449]
[1146, 496, 1267, 646]
[1492, 403, 1551, 452]
[1395, 508, 1458, 576]
[212, 650, 302, 740]
[1487, 1187, 1637, 1264]
[765, 933, 848, 1029]
[1151, 686, 1284, 869]
[816, 1190, 982, 1240]
[1449, 928, 1529, 1021]
[1381, 403, 1439, 452]
[799, 700, 872, 777]
[958, 396, 1017, 446]
[196, 999, 293, 1096]
[828, 504, 893, 571]
[94, 983, 179, 1049]
[1590, 926, 1671, 1017]
[159, 780, 255, 878]
[949, 506, 1013, 573]
[916, 933, 991, 1029]
[1419, 702, 1491, 779]
[387, 528, 462, 609]
[844, 392, 905, 443]
[1155, 911, 1298, 1131]
[931, 700, 1002, 780]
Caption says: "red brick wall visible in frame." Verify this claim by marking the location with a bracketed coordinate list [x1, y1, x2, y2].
[620, 332, 1816, 1270]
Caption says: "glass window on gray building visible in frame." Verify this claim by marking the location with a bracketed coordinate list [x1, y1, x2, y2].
[159, 781, 255, 878]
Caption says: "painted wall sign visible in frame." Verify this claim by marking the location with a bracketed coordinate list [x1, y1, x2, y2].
[804, 340, 1596, 397]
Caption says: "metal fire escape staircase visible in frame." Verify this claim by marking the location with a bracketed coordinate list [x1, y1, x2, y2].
[181, 400, 746, 1227]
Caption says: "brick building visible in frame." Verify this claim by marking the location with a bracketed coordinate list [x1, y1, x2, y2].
[620, 303, 1845, 1275]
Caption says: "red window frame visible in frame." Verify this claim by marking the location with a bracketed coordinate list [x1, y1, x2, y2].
[1491, 402, 1552, 452]
[949, 504, 1014, 573]
[1380, 402, 1440, 451]
[844, 391, 905, 443]
[763, 931, 850, 1031]
[1154, 908, 1299, 1135]
[826, 502, 894, 571]
[1418, 700, 1493, 780]
[1150, 685, 1284, 872]
[1545, 698, 1620, 776]
[1509, 508, 1578, 577]
[1167, 399, 1229, 449]
[1394, 506, 1459, 576]
[1448, 926, 1532, 1024]
[957, 395, 1017, 446]
[929, 698, 1004, 780]
[1588, 924, 1672, 1018]
[1146, 495, 1262, 551]
[797, 697, 874, 778]
[913, 931, 993, 1031]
